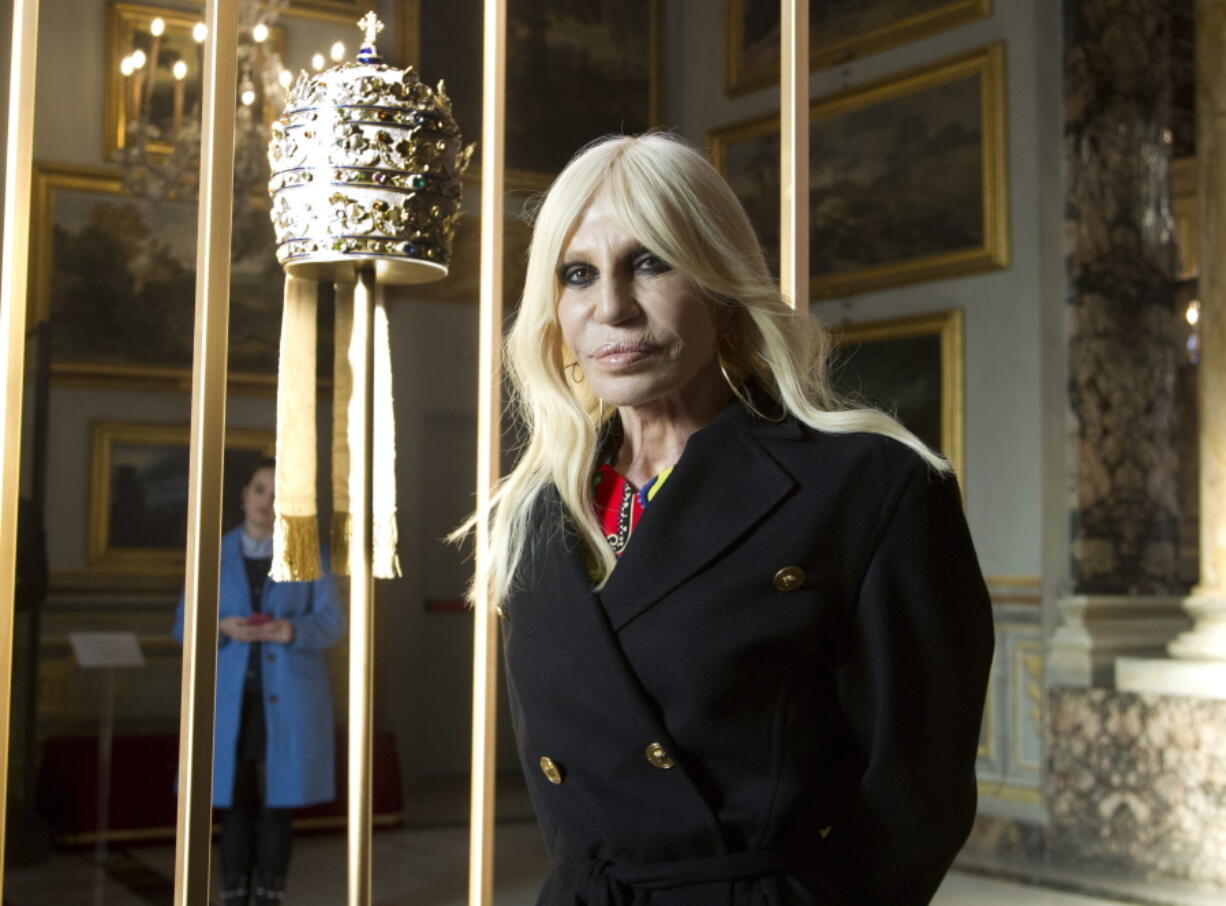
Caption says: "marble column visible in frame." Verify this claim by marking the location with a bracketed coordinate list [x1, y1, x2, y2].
[1050, 0, 1188, 686]
[1168, 0, 1226, 660]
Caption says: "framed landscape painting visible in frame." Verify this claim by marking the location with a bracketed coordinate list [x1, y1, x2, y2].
[88, 423, 275, 575]
[725, 0, 991, 95]
[406, 0, 661, 188]
[711, 43, 1008, 300]
[29, 162, 326, 393]
[829, 308, 964, 479]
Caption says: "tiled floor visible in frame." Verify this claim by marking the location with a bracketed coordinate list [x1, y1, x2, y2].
[4, 822, 1148, 906]
[933, 874, 1145, 906]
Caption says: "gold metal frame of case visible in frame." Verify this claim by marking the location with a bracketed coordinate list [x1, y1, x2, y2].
[712, 42, 1010, 301]
[86, 422, 275, 575]
[780, 0, 809, 309]
[469, 2, 507, 902]
[0, 1, 812, 902]
[0, 0, 40, 885]
[171, 0, 239, 901]
[830, 308, 966, 481]
[725, 0, 991, 96]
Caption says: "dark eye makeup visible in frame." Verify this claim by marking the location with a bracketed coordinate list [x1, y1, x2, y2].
[560, 263, 597, 287]
[558, 245, 671, 287]
[633, 251, 670, 275]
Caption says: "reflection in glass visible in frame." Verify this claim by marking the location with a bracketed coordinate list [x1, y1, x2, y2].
[173, 458, 344, 904]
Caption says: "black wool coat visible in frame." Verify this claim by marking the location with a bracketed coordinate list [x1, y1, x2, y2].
[501, 399, 995, 906]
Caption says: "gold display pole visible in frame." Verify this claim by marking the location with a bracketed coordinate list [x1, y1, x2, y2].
[0, 0, 40, 887]
[780, 0, 810, 310]
[172, 1, 239, 904]
[469, 0, 506, 903]
[347, 269, 377, 906]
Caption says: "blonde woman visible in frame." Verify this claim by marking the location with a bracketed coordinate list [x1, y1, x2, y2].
[462, 133, 993, 906]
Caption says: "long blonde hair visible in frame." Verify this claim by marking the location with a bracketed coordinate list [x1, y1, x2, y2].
[456, 132, 948, 608]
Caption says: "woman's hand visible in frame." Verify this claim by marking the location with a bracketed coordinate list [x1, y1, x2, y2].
[219, 616, 294, 644]
[220, 615, 261, 642]
[251, 619, 295, 645]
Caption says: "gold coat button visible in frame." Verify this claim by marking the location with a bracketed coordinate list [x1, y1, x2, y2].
[539, 756, 564, 785]
[645, 742, 675, 770]
[494, 603, 506, 618]
[772, 566, 805, 591]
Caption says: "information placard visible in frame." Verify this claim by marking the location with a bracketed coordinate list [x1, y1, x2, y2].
[68, 631, 145, 669]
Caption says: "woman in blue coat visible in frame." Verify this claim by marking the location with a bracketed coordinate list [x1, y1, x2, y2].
[173, 460, 343, 905]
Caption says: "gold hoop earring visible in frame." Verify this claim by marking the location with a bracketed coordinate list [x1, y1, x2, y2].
[565, 361, 584, 384]
[718, 354, 785, 422]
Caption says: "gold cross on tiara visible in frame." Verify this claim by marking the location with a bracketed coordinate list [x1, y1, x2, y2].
[357, 11, 384, 47]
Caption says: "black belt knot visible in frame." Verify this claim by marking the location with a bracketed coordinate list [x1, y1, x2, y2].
[568, 849, 788, 906]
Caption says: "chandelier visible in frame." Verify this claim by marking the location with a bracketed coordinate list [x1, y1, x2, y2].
[114, 0, 349, 208]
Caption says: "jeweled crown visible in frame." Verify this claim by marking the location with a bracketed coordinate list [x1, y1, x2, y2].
[267, 14, 474, 284]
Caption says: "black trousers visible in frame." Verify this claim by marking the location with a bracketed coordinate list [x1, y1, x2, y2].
[220, 691, 293, 884]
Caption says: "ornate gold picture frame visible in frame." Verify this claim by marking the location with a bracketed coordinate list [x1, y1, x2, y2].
[104, 3, 286, 162]
[829, 308, 965, 480]
[88, 423, 275, 575]
[725, 0, 992, 95]
[711, 43, 1009, 300]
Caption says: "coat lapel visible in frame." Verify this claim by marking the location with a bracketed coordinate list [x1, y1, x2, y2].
[597, 402, 801, 632]
[515, 492, 734, 850]
[221, 528, 250, 614]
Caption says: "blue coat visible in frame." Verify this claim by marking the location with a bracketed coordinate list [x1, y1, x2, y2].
[173, 527, 344, 808]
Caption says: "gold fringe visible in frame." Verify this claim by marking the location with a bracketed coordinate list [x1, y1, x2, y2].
[271, 513, 323, 582]
[331, 511, 352, 577]
[372, 513, 402, 580]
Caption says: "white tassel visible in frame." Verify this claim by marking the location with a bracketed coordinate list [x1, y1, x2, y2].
[371, 284, 401, 579]
[330, 284, 354, 576]
[271, 275, 322, 582]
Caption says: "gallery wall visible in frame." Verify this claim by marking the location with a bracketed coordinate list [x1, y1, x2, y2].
[663, 0, 1065, 820]
[670, 0, 1059, 583]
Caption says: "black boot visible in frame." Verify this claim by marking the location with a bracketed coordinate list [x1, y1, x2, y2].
[252, 874, 286, 905]
[217, 874, 250, 905]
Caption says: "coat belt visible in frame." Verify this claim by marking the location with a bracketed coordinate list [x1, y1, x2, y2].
[564, 849, 789, 906]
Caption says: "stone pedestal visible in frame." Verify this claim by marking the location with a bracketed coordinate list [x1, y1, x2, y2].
[1116, 655, 1226, 699]
[1049, 595, 1190, 687]
[1047, 687, 1226, 893]
[1168, 594, 1226, 659]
